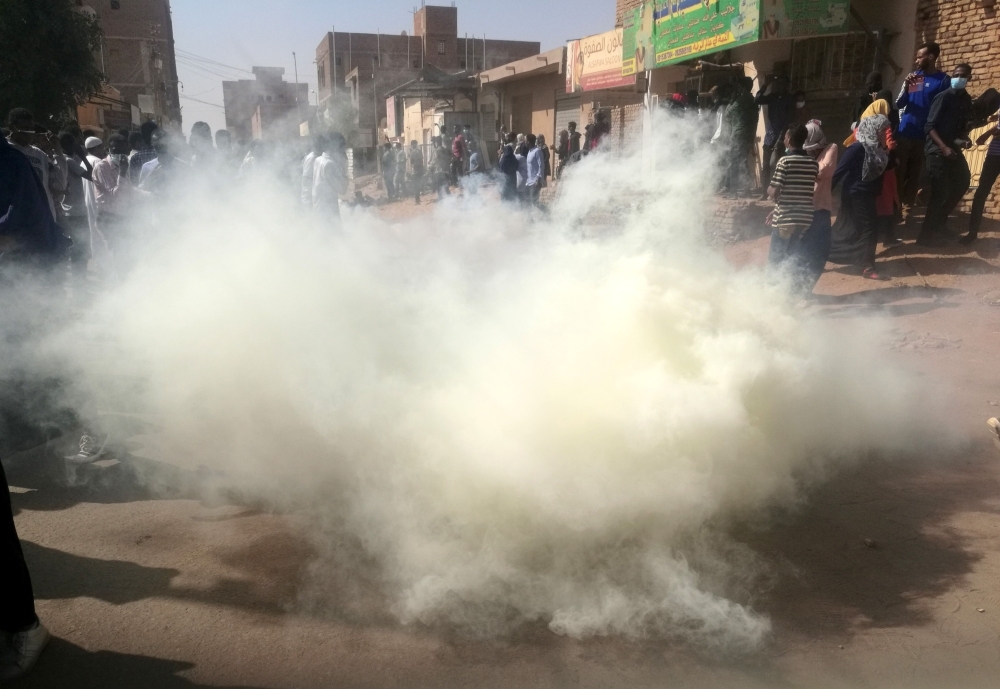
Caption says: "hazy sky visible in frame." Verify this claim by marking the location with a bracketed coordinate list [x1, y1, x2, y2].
[171, 0, 611, 135]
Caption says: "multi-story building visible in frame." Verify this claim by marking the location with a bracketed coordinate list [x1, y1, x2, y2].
[313, 4, 539, 149]
[78, 0, 182, 128]
[222, 67, 310, 142]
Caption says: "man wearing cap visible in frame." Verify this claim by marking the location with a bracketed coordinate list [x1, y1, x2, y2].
[6, 108, 66, 222]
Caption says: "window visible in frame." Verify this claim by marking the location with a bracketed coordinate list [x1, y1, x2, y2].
[460, 61, 466, 69]
[318, 65, 325, 86]
[413, 60, 419, 68]
[335, 56, 342, 66]
[110, 0, 120, 8]
[437, 41, 445, 55]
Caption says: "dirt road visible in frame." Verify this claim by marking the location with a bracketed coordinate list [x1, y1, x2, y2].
[6, 208, 1000, 689]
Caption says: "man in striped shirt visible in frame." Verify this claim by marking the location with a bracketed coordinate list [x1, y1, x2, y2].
[767, 123, 819, 268]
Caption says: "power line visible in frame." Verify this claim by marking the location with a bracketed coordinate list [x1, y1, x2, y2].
[179, 94, 225, 109]
[175, 48, 254, 75]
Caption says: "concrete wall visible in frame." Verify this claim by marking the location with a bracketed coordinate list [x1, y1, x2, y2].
[222, 69, 308, 143]
[486, 70, 566, 146]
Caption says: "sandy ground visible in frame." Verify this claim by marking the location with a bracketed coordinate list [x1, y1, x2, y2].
[5, 199, 1000, 689]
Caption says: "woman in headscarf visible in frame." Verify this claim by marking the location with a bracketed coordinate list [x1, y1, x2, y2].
[829, 114, 891, 280]
[794, 120, 839, 291]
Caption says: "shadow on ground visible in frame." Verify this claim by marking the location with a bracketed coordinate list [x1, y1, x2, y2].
[11, 638, 270, 689]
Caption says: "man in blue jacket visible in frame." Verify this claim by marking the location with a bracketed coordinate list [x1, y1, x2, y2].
[895, 42, 951, 221]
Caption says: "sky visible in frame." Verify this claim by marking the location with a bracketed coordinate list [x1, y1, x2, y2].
[170, 0, 612, 136]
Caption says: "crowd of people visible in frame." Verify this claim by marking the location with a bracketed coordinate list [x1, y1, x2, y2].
[700, 41, 1000, 285]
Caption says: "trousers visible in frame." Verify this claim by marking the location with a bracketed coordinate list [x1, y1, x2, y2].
[921, 152, 971, 238]
[0, 459, 37, 633]
[969, 154, 1000, 237]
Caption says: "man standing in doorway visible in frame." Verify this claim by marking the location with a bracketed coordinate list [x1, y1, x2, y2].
[918, 63, 974, 245]
[568, 121, 582, 157]
[895, 42, 950, 222]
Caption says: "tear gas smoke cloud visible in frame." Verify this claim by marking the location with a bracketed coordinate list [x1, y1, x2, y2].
[25, 114, 947, 651]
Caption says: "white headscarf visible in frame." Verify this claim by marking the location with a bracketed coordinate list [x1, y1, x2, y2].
[803, 119, 827, 152]
[855, 114, 890, 182]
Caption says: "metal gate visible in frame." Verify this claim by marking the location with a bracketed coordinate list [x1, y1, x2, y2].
[555, 96, 581, 137]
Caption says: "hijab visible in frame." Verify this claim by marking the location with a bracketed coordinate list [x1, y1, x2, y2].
[860, 98, 891, 121]
[855, 114, 890, 182]
[803, 119, 827, 152]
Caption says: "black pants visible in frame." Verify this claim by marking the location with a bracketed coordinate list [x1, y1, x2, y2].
[0, 459, 37, 633]
[921, 152, 971, 238]
[969, 154, 1000, 237]
[450, 158, 463, 186]
[761, 140, 785, 190]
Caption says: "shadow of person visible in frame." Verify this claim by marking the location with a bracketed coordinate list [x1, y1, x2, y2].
[12, 637, 270, 689]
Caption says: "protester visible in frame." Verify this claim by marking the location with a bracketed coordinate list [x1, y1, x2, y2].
[918, 63, 974, 245]
[311, 132, 349, 221]
[128, 121, 158, 184]
[498, 133, 519, 203]
[895, 42, 950, 222]
[797, 119, 839, 291]
[829, 115, 891, 280]
[515, 137, 529, 203]
[301, 135, 321, 206]
[525, 134, 544, 206]
[845, 91, 901, 245]
[6, 109, 65, 222]
[127, 132, 144, 156]
[92, 133, 133, 250]
[567, 121, 581, 157]
[55, 132, 94, 274]
[555, 129, 570, 178]
[537, 134, 551, 188]
[853, 72, 884, 124]
[963, 110, 1000, 245]
[767, 124, 818, 272]
[380, 142, 396, 201]
[468, 146, 483, 175]
[0, 130, 61, 679]
[755, 75, 796, 190]
[408, 140, 425, 204]
[188, 121, 216, 169]
[433, 136, 451, 199]
[591, 111, 611, 150]
[393, 141, 407, 201]
[450, 125, 465, 185]
[139, 128, 185, 196]
[722, 77, 757, 195]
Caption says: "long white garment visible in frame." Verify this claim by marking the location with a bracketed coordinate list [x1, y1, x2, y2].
[311, 152, 349, 216]
[84, 154, 115, 280]
[301, 151, 317, 205]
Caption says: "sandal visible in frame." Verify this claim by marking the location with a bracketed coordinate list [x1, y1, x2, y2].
[862, 268, 884, 281]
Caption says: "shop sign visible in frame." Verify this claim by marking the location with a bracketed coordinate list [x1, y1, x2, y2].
[623, 0, 761, 75]
[566, 29, 636, 93]
[622, 0, 850, 74]
[761, 1, 851, 39]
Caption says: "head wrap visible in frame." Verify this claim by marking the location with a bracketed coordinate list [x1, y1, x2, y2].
[855, 114, 890, 182]
[803, 119, 827, 152]
[860, 98, 891, 121]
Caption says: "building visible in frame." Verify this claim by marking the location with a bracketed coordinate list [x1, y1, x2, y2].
[314, 4, 539, 152]
[77, 0, 182, 128]
[222, 67, 310, 142]
[76, 85, 137, 140]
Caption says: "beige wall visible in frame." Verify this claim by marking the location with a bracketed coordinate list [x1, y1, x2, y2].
[489, 70, 565, 145]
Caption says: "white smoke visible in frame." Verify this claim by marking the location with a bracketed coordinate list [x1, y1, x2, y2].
[38, 114, 944, 652]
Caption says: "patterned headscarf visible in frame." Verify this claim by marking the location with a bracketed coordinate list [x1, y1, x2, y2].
[803, 119, 827, 152]
[855, 114, 890, 182]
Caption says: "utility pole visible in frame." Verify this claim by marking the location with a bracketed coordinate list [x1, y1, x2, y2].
[293, 51, 301, 124]
[331, 27, 337, 97]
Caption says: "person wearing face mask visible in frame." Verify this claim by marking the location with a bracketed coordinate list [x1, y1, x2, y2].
[895, 42, 950, 222]
[918, 63, 974, 245]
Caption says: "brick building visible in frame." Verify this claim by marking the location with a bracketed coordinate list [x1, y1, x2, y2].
[222, 67, 309, 142]
[78, 0, 182, 128]
[314, 4, 539, 149]
[913, 0, 1000, 218]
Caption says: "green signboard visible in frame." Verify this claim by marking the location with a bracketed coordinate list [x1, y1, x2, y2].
[623, 0, 850, 75]
[762, 1, 850, 39]
[623, 0, 761, 76]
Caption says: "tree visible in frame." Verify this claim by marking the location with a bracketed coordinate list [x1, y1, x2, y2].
[0, 0, 104, 126]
